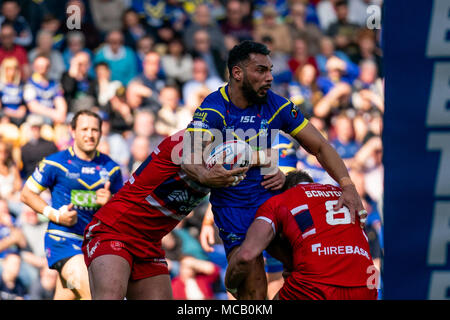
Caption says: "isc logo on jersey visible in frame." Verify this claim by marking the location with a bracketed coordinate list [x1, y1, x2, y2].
[82, 167, 96, 174]
[240, 116, 255, 123]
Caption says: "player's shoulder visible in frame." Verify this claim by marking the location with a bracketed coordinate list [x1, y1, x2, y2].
[95, 151, 121, 169]
[43, 148, 69, 163]
[267, 89, 293, 109]
[198, 86, 227, 112]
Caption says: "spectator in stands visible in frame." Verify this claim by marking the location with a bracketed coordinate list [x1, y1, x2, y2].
[128, 135, 150, 174]
[91, 61, 123, 114]
[89, 0, 126, 35]
[130, 0, 187, 32]
[253, 5, 293, 55]
[171, 255, 220, 300]
[94, 30, 137, 86]
[218, 0, 253, 42]
[28, 30, 65, 81]
[326, 0, 360, 57]
[285, 1, 323, 56]
[28, 267, 57, 300]
[161, 36, 193, 89]
[0, 140, 22, 216]
[182, 58, 223, 110]
[0, 22, 30, 79]
[288, 63, 322, 117]
[61, 51, 96, 114]
[183, 4, 226, 57]
[260, 35, 291, 96]
[126, 51, 165, 113]
[315, 55, 358, 105]
[130, 109, 163, 153]
[23, 55, 67, 125]
[122, 8, 154, 50]
[155, 85, 189, 137]
[350, 29, 383, 77]
[62, 31, 93, 74]
[0, 0, 32, 48]
[136, 35, 155, 73]
[190, 29, 226, 81]
[0, 199, 27, 300]
[39, 14, 65, 51]
[19, 114, 58, 179]
[351, 59, 384, 113]
[287, 36, 319, 76]
[0, 57, 26, 126]
[331, 113, 361, 167]
[315, 36, 353, 76]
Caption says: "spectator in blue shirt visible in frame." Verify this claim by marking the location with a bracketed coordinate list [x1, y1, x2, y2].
[0, 0, 32, 48]
[23, 55, 67, 125]
[0, 56, 26, 126]
[94, 30, 138, 86]
[331, 113, 361, 167]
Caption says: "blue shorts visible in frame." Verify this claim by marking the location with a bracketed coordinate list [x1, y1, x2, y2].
[218, 228, 284, 274]
[45, 232, 83, 270]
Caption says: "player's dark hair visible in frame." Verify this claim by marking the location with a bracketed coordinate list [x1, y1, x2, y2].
[282, 170, 314, 191]
[71, 109, 103, 131]
[227, 40, 271, 79]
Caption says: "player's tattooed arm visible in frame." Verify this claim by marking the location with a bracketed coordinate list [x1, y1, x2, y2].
[181, 130, 247, 188]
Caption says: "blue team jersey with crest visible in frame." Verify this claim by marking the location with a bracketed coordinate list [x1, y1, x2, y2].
[187, 85, 308, 234]
[0, 83, 24, 111]
[27, 147, 123, 239]
[23, 75, 63, 109]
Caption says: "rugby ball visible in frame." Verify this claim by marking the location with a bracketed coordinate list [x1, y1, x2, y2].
[206, 140, 252, 170]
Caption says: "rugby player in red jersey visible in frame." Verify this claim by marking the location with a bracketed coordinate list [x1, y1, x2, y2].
[81, 130, 252, 299]
[225, 170, 377, 300]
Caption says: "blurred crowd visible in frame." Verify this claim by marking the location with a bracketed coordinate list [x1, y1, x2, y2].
[0, 0, 384, 300]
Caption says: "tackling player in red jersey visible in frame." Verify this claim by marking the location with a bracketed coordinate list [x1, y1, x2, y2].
[225, 170, 378, 300]
[82, 130, 249, 299]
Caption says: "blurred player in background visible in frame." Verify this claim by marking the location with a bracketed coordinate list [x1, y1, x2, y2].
[225, 170, 377, 300]
[20, 110, 123, 299]
[82, 130, 248, 299]
[183, 40, 366, 299]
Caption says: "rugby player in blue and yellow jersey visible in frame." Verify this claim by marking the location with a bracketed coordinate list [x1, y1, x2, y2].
[20, 110, 123, 299]
[182, 41, 366, 299]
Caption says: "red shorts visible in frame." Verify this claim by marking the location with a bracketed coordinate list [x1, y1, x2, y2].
[279, 277, 378, 300]
[82, 217, 169, 281]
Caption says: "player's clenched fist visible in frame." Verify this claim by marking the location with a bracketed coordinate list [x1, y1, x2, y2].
[96, 181, 112, 206]
[43, 203, 78, 227]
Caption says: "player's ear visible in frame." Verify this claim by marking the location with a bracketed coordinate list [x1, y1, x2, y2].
[232, 65, 243, 82]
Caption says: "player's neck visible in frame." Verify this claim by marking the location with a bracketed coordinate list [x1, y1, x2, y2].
[228, 83, 250, 109]
[73, 145, 96, 161]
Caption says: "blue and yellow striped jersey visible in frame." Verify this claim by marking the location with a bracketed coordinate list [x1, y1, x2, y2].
[27, 147, 123, 238]
[187, 84, 308, 210]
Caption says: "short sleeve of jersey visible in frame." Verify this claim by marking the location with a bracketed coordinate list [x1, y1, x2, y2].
[186, 95, 226, 140]
[278, 100, 309, 137]
[27, 159, 56, 192]
[255, 198, 278, 235]
[23, 83, 37, 103]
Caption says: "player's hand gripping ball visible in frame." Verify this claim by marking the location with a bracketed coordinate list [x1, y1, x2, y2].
[206, 140, 253, 170]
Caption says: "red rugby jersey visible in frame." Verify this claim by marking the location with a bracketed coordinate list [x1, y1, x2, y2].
[256, 183, 374, 287]
[93, 130, 210, 242]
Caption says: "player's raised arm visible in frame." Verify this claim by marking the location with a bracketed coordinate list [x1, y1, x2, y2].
[293, 121, 366, 225]
[181, 129, 247, 188]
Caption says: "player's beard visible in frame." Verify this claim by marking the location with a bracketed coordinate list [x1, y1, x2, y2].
[241, 76, 269, 105]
